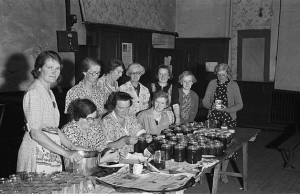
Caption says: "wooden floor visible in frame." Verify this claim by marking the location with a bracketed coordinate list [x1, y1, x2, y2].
[185, 129, 300, 194]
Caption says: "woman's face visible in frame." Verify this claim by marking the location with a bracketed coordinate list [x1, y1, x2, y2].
[80, 111, 97, 130]
[158, 68, 170, 84]
[84, 64, 101, 83]
[39, 58, 61, 84]
[182, 75, 193, 91]
[115, 100, 131, 118]
[129, 68, 142, 83]
[110, 66, 123, 81]
[154, 97, 167, 112]
[217, 70, 228, 83]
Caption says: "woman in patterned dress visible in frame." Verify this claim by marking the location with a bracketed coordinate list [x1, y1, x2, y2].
[101, 92, 146, 159]
[149, 65, 180, 125]
[119, 63, 150, 116]
[202, 63, 243, 183]
[17, 51, 83, 173]
[62, 99, 119, 164]
[137, 91, 171, 135]
[65, 57, 105, 121]
[97, 59, 124, 113]
[178, 71, 199, 123]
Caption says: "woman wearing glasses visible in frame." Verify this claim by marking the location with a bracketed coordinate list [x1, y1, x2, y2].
[97, 59, 124, 111]
[62, 99, 119, 164]
[202, 63, 243, 183]
[17, 51, 83, 173]
[65, 57, 105, 121]
[202, 63, 243, 127]
[119, 63, 150, 115]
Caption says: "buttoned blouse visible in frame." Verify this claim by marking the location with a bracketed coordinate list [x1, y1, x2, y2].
[97, 75, 119, 107]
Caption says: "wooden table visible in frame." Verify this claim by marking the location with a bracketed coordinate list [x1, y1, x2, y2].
[209, 127, 260, 194]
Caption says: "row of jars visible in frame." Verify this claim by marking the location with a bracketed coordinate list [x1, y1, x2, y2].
[0, 172, 94, 194]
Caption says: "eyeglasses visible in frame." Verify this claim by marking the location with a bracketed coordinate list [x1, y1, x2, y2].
[217, 73, 227, 77]
[88, 71, 100, 76]
[158, 73, 169, 77]
[85, 116, 96, 123]
[130, 72, 141, 76]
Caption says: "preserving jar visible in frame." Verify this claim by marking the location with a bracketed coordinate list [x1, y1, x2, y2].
[174, 144, 186, 162]
[187, 145, 198, 164]
[161, 143, 172, 160]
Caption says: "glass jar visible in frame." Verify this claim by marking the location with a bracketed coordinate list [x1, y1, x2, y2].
[214, 141, 224, 156]
[187, 145, 198, 164]
[174, 144, 186, 162]
[207, 143, 216, 156]
[134, 136, 148, 153]
[161, 144, 172, 160]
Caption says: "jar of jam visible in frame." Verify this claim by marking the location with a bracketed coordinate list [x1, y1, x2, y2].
[166, 132, 175, 140]
[134, 136, 148, 153]
[169, 135, 178, 142]
[196, 145, 202, 161]
[159, 139, 168, 150]
[174, 144, 186, 162]
[168, 141, 177, 158]
[207, 132, 217, 140]
[200, 143, 209, 155]
[218, 133, 228, 149]
[187, 145, 198, 164]
[207, 143, 216, 156]
[174, 126, 182, 134]
[214, 141, 224, 156]
[161, 144, 172, 160]
[224, 132, 233, 145]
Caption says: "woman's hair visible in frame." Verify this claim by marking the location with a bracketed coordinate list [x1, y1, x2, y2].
[126, 63, 145, 76]
[81, 57, 101, 73]
[155, 64, 173, 80]
[104, 59, 124, 75]
[152, 91, 169, 107]
[104, 91, 133, 112]
[178, 71, 197, 84]
[72, 99, 97, 121]
[31, 51, 62, 79]
[214, 63, 232, 79]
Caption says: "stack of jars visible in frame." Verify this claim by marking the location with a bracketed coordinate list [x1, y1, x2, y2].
[0, 172, 93, 194]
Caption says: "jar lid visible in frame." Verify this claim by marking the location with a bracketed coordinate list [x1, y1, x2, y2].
[187, 145, 198, 150]
[161, 143, 171, 148]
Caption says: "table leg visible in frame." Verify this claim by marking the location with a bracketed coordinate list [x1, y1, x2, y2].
[243, 142, 248, 191]
[212, 163, 221, 194]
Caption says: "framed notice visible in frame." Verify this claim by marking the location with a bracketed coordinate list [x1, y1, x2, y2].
[122, 43, 133, 69]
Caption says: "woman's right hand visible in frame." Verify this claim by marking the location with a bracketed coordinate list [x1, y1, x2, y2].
[124, 136, 138, 145]
[65, 150, 83, 163]
[99, 149, 119, 164]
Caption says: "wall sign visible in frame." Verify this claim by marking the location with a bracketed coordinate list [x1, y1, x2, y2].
[122, 43, 133, 69]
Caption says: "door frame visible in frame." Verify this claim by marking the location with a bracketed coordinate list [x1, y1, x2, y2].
[237, 29, 271, 81]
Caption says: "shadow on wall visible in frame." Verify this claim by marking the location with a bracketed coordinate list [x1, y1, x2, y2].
[0, 53, 30, 92]
[59, 58, 75, 87]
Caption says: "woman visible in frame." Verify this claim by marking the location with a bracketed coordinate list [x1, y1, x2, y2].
[202, 63, 243, 127]
[97, 59, 124, 109]
[137, 91, 171, 135]
[62, 99, 119, 164]
[202, 63, 243, 183]
[178, 71, 199, 123]
[65, 57, 105, 121]
[101, 92, 146, 159]
[149, 65, 180, 125]
[17, 51, 83, 173]
[119, 63, 150, 115]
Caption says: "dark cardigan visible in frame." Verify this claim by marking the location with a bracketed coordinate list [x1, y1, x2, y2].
[178, 88, 199, 123]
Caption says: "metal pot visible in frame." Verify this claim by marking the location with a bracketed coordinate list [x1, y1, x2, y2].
[64, 151, 99, 176]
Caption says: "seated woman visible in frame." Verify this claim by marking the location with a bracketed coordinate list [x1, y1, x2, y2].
[137, 91, 171, 135]
[178, 71, 199, 123]
[101, 91, 146, 159]
[119, 63, 150, 115]
[61, 99, 119, 164]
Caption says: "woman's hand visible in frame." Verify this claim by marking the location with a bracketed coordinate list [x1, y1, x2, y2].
[124, 136, 138, 145]
[99, 149, 120, 164]
[65, 150, 83, 163]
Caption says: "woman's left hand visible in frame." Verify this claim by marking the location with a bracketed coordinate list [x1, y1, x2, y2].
[99, 149, 119, 164]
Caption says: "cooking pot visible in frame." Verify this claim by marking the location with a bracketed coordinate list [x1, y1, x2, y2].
[64, 150, 99, 176]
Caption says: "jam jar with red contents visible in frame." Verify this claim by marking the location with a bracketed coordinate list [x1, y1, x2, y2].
[214, 141, 224, 156]
[134, 136, 148, 153]
[174, 144, 186, 162]
[187, 145, 198, 164]
[161, 144, 172, 160]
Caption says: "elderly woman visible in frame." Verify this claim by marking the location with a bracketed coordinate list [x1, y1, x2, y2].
[17, 51, 83, 173]
[101, 91, 146, 158]
[178, 71, 199, 123]
[202, 63, 243, 127]
[119, 63, 150, 115]
[97, 59, 124, 109]
[149, 65, 180, 125]
[202, 63, 243, 183]
[62, 99, 119, 164]
[65, 57, 105, 121]
[137, 91, 171, 135]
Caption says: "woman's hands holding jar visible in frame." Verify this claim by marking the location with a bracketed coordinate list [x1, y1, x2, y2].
[99, 148, 120, 164]
[65, 150, 83, 163]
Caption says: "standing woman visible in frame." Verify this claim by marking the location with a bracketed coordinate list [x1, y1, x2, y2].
[17, 51, 83, 173]
[202, 63, 243, 127]
[65, 57, 105, 121]
[97, 59, 124, 110]
[119, 63, 150, 115]
[150, 65, 180, 125]
[178, 71, 199, 123]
